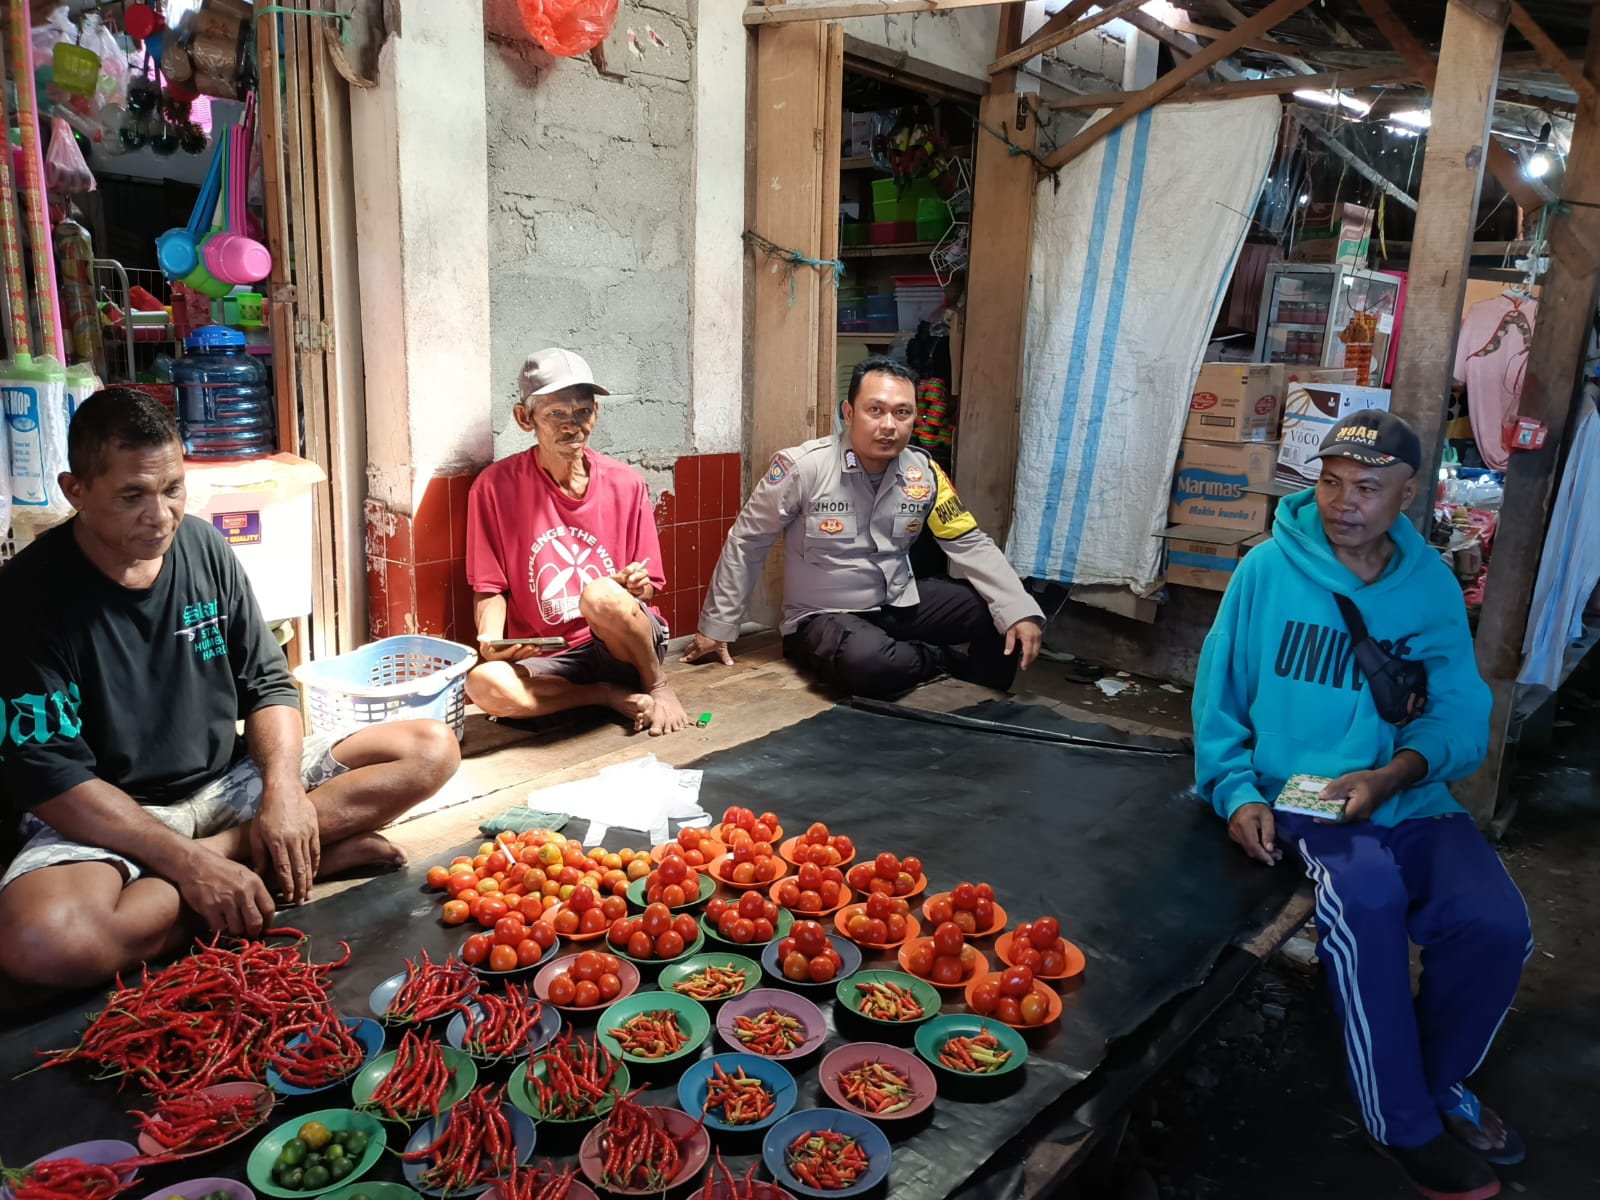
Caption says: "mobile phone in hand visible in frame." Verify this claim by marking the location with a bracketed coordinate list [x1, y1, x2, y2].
[481, 637, 567, 653]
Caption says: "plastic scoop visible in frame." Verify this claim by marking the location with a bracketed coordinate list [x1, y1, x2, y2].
[157, 130, 224, 280]
[204, 105, 270, 285]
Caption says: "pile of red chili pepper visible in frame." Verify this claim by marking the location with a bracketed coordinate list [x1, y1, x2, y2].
[698, 1150, 789, 1200]
[130, 1087, 272, 1153]
[498, 1160, 580, 1200]
[670, 963, 748, 1002]
[937, 1028, 1012, 1074]
[523, 1031, 620, 1121]
[606, 1010, 688, 1059]
[384, 950, 479, 1023]
[836, 1060, 916, 1115]
[365, 1029, 454, 1121]
[595, 1093, 695, 1192]
[785, 1130, 870, 1192]
[402, 1083, 514, 1194]
[269, 1016, 367, 1090]
[1, 1157, 142, 1200]
[37, 930, 349, 1094]
[854, 979, 925, 1022]
[463, 985, 543, 1060]
[700, 1062, 776, 1126]
[729, 1008, 804, 1056]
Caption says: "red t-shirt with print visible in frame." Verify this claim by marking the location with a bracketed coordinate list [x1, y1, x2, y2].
[466, 449, 666, 647]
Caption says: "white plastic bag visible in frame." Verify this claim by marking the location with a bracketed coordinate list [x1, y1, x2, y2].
[31, 7, 74, 67]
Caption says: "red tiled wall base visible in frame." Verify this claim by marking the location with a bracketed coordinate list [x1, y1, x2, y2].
[363, 453, 746, 648]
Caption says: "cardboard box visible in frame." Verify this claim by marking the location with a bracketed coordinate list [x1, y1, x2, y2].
[1285, 366, 1358, 388]
[847, 112, 873, 158]
[1185, 363, 1284, 443]
[1161, 525, 1269, 592]
[1290, 203, 1374, 266]
[1168, 439, 1281, 533]
[1276, 383, 1392, 486]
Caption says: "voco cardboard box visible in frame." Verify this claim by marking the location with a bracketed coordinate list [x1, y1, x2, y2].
[1168, 439, 1281, 534]
[1185, 363, 1284, 443]
[1161, 525, 1269, 592]
[1276, 382, 1392, 486]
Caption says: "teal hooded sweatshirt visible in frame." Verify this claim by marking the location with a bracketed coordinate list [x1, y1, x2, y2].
[1192, 490, 1491, 827]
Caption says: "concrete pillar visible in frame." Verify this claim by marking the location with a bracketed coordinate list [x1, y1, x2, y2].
[350, 0, 493, 643]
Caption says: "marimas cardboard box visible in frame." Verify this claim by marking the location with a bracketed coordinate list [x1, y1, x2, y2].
[1168, 439, 1281, 534]
[1277, 382, 1392, 486]
[1161, 525, 1269, 592]
[1185, 363, 1284, 443]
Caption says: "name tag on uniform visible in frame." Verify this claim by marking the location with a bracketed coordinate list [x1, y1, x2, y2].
[808, 513, 856, 538]
[892, 515, 924, 539]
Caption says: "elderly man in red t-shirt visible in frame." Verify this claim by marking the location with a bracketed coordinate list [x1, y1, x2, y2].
[464, 349, 690, 736]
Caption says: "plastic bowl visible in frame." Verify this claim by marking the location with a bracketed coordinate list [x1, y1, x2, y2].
[531, 953, 641, 1015]
[318, 1185, 425, 1200]
[676, 1052, 798, 1133]
[896, 938, 988, 990]
[625, 871, 717, 912]
[715, 989, 828, 1062]
[138, 1178, 254, 1200]
[760, 935, 862, 991]
[401, 1105, 535, 1199]
[350, 1044, 477, 1122]
[777, 835, 856, 869]
[508, 1056, 631, 1126]
[369, 968, 479, 1024]
[994, 930, 1088, 981]
[963, 971, 1064, 1030]
[913, 1013, 1029, 1081]
[137, 1083, 274, 1159]
[267, 1018, 385, 1095]
[657, 952, 763, 1006]
[613, 923, 706, 968]
[833, 903, 921, 949]
[702, 905, 794, 950]
[246, 1108, 386, 1200]
[595, 990, 711, 1066]
[706, 853, 789, 890]
[578, 1107, 709, 1196]
[445, 998, 561, 1063]
[3, 1144, 139, 1200]
[921, 892, 1008, 937]
[835, 970, 942, 1029]
[818, 1042, 937, 1121]
[760, 1109, 892, 1198]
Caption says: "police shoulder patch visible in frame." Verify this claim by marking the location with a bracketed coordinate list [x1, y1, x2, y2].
[767, 456, 789, 484]
[928, 462, 977, 540]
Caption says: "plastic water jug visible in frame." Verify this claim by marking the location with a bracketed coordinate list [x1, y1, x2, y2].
[173, 326, 274, 460]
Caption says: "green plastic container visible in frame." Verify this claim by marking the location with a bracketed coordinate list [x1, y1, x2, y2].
[916, 197, 954, 243]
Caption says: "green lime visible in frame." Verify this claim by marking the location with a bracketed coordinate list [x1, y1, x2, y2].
[326, 1145, 346, 1163]
[280, 1138, 307, 1167]
[305, 1153, 323, 1169]
[281, 1169, 304, 1191]
[329, 1158, 354, 1182]
[331, 1130, 350, 1148]
[345, 1131, 369, 1157]
[304, 1166, 331, 1192]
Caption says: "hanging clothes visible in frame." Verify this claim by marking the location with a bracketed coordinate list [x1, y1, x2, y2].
[1452, 294, 1538, 471]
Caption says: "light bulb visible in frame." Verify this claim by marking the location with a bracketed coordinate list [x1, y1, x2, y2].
[1527, 150, 1552, 179]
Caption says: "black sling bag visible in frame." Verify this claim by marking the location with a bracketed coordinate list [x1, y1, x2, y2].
[1332, 593, 1429, 727]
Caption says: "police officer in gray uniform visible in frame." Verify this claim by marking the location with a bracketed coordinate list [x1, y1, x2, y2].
[683, 358, 1044, 698]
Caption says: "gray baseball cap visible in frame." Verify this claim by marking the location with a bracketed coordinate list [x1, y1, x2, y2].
[518, 348, 610, 401]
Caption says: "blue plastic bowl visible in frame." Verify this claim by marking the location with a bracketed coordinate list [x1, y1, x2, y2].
[266, 1017, 385, 1095]
[761, 1109, 892, 1198]
[676, 1052, 798, 1134]
[401, 1105, 535, 1198]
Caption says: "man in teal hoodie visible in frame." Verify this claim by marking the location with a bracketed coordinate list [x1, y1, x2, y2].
[1194, 410, 1532, 1200]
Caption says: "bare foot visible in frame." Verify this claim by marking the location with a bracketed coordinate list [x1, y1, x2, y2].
[1445, 1104, 1508, 1152]
[605, 686, 655, 733]
[316, 832, 408, 880]
[645, 682, 691, 737]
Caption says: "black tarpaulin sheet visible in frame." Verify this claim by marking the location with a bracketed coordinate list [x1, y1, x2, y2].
[0, 703, 1294, 1199]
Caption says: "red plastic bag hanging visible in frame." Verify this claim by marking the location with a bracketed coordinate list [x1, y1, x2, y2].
[517, 0, 619, 57]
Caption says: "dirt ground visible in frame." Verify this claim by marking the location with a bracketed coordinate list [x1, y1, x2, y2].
[1115, 665, 1600, 1199]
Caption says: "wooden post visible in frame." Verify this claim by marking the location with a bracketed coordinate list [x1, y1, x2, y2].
[1385, 0, 1507, 526]
[1456, 25, 1600, 827]
[953, 90, 1036, 543]
[814, 23, 844, 439]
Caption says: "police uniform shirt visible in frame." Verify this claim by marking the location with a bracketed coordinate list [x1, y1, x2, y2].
[699, 435, 1043, 641]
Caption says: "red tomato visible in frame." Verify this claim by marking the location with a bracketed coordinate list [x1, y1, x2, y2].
[1031, 917, 1061, 949]
[441, 899, 471, 926]
[529, 922, 558, 951]
[706, 898, 730, 923]
[572, 950, 603, 982]
[972, 898, 995, 930]
[489, 944, 518, 972]
[516, 939, 542, 968]
[793, 920, 828, 957]
[951, 882, 978, 911]
[782, 951, 811, 982]
[655, 930, 685, 959]
[970, 978, 1001, 1014]
[932, 921, 964, 957]
[462, 932, 493, 965]
[776, 880, 802, 907]
[819, 880, 842, 905]
[426, 866, 451, 890]
[797, 863, 823, 891]
[553, 909, 580, 935]
[847, 865, 875, 892]
[494, 916, 525, 947]
[597, 972, 622, 1000]
[976, 883, 996, 901]
[641, 903, 672, 938]
[1012, 922, 1033, 948]
[738, 891, 767, 920]
[447, 872, 479, 897]
[627, 931, 654, 959]
[1019, 991, 1048, 1025]
[486, 851, 510, 875]
[573, 980, 600, 1007]
[568, 884, 597, 914]
[673, 914, 700, 944]
[730, 918, 756, 944]
[874, 852, 899, 880]
[995, 996, 1023, 1025]
[476, 897, 510, 927]
[719, 909, 742, 938]
[807, 954, 837, 983]
[953, 911, 978, 936]
[865, 892, 891, 920]
[925, 895, 954, 925]
[661, 884, 687, 908]
[797, 890, 823, 912]
[752, 917, 775, 942]
[658, 855, 688, 885]
[885, 914, 907, 942]
[863, 918, 889, 944]
[1000, 965, 1035, 997]
[1040, 947, 1068, 976]
[902, 855, 923, 880]
[598, 953, 622, 974]
[777, 936, 799, 960]
[548, 973, 577, 1005]
[1015, 946, 1045, 974]
[580, 907, 608, 934]
[907, 941, 935, 976]
[930, 955, 964, 985]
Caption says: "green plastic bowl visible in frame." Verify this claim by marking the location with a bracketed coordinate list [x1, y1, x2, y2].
[350, 1043, 478, 1122]
[625, 872, 716, 912]
[837, 969, 942, 1029]
[614, 924, 706, 968]
[246, 1108, 387, 1199]
[508, 1056, 631, 1124]
[319, 1185, 424, 1200]
[700, 906, 794, 949]
[657, 953, 762, 1006]
[913, 1014, 1028, 1080]
[595, 991, 711, 1066]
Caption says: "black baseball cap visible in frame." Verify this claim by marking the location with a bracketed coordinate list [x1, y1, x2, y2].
[1313, 409, 1422, 472]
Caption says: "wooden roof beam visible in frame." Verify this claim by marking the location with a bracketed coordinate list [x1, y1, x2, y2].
[744, 0, 1014, 24]
[1047, 64, 1422, 109]
[987, 0, 1141, 76]
[1208, 0, 1317, 73]
[1508, 0, 1598, 107]
[1041, 0, 1315, 170]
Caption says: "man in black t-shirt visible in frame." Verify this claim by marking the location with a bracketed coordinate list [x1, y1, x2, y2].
[0, 390, 461, 988]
